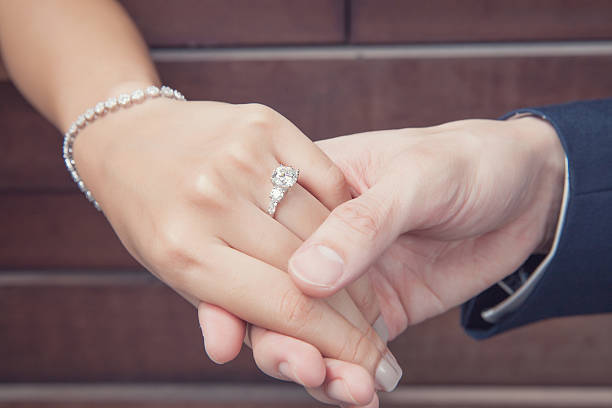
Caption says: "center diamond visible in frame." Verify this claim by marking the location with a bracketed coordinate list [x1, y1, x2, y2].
[271, 165, 299, 188]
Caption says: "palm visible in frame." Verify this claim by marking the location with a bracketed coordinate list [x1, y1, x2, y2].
[365, 224, 534, 339]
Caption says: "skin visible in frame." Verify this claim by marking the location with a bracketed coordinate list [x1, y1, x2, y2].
[0, 1, 396, 406]
[202, 117, 566, 408]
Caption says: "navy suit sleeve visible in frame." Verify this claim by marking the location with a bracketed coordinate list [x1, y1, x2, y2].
[462, 98, 612, 339]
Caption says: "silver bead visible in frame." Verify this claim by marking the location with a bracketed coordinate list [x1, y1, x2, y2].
[76, 115, 86, 128]
[68, 124, 78, 136]
[85, 190, 94, 202]
[161, 86, 174, 98]
[93, 201, 102, 211]
[77, 180, 86, 192]
[131, 89, 145, 103]
[146, 86, 160, 97]
[84, 108, 96, 121]
[62, 143, 72, 157]
[105, 97, 118, 110]
[118, 94, 131, 106]
[64, 158, 73, 171]
[70, 170, 79, 182]
[95, 102, 106, 115]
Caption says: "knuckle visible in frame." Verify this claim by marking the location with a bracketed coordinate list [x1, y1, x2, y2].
[351, 287, 379, 320]
[150, 218, 198, 275]
[277, 289, 322, 335]
[240, 103, 278, 133]
[221, 140, 264, 179]
[183, 168, 228, 209]
[332, 198, 387, 243]
[325, 163, 350, 197]
[336, 325, 380, 370]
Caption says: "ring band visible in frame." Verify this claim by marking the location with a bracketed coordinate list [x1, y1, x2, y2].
[268, 165, 299, 217]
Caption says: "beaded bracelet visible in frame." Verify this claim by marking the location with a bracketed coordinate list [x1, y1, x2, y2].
[62, 85, 186, 211]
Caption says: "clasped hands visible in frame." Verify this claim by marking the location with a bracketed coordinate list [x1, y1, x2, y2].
[73, 96, 565, 408]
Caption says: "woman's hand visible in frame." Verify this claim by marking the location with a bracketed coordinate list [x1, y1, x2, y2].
[71, 93, 400, 405]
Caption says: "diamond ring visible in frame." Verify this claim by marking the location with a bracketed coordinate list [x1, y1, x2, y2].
[268, 165, 299, 217]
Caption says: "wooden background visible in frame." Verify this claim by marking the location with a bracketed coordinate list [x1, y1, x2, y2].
[2, 1, 612, 407]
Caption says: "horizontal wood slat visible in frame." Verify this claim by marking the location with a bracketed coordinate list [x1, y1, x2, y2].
[1, 384, 612, 408]
[0, 278, 260, 383]
[0, 194, 136, 269]
[119, 0, 345, 46]
[1, 273, 611, 384]
[3, 55, 612, 193]
[350, 0, 612, 44]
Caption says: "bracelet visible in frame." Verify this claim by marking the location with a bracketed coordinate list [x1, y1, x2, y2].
[62, 85, 186, 211]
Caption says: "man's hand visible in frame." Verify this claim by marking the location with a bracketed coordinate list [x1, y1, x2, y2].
[290, 118, 565, 337]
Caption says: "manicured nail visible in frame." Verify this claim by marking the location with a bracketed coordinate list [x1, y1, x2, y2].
[375, 351, 402, 392]
[290, 245, 344, 288]
[199, 324, 207, 345]
[373, 315, 389, 344]
[278, 362, 305, 386]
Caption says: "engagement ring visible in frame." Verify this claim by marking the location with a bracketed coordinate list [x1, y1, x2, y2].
[268, 165, 299, 217]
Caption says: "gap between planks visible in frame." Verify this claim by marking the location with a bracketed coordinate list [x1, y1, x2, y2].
[2, 41, 612, 81]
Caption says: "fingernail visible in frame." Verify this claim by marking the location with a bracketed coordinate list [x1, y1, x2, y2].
[375, 351, 402, 392]
[373, 316, 389, 344]
[278, 361, 305, 386]
[326, 379, 358, 405]
[290, 245, 344, 287]
[199, 324, 207, 344]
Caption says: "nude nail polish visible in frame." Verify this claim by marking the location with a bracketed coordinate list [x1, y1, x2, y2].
[375, 351, 402, 392]
[373, 315, 389, 344]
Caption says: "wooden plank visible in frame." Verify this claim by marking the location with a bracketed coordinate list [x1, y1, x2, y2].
[399, 309, 612, 386]
[0, 384, 315, 407]
[0, 194, 136, 269]
[3, 54, 612, 192]
[1, 384, 612, 408]
[0, 85, 70, 191]
[0, 278, 262, 382]
[1, 274, 612, 384]
[350, 0, 612, 44]
[119, 0, 345, 46]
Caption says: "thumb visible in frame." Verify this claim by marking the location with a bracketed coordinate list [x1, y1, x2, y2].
[289, 181, 402, 297]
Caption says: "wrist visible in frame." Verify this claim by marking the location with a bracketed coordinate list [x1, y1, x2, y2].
[65, 84, 184, 210]
[510, 116, 566, 253]
[57, 79, 160, 131]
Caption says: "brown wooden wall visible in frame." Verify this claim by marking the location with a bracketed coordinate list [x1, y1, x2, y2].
[2, 1, 612, 407]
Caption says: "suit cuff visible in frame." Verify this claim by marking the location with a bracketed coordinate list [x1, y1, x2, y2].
[462, 99, 612, 339]
[480, 151, 569, 323]
[462, 108, 569, 339]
